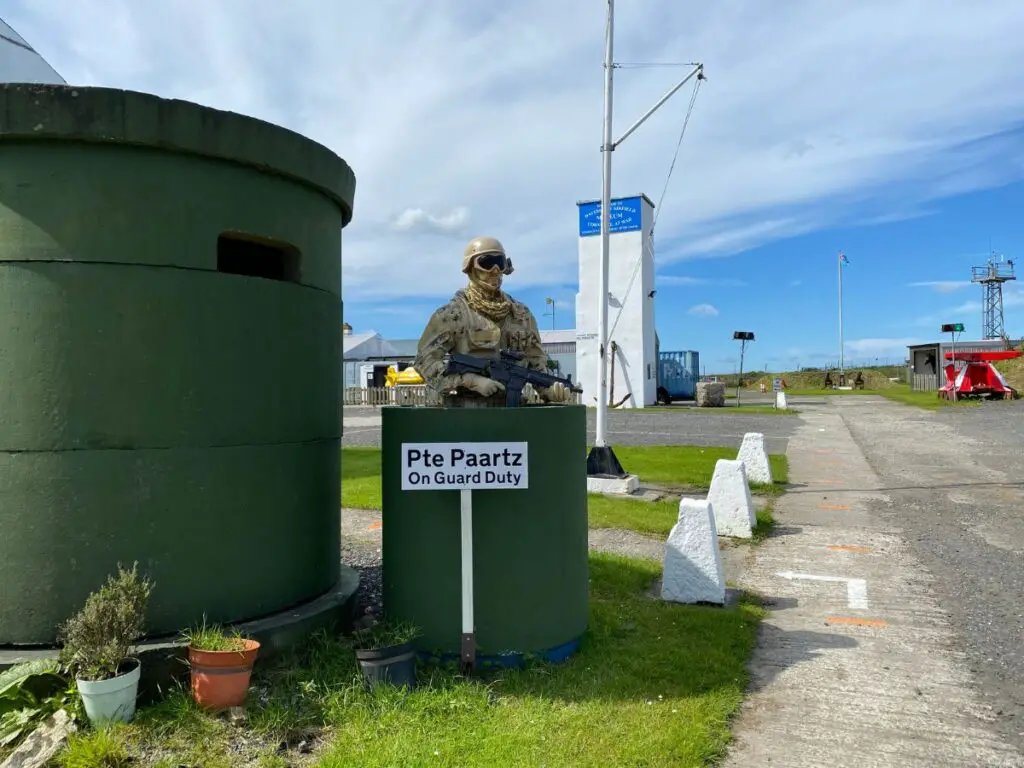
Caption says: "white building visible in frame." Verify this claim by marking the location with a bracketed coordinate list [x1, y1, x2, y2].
[575, 194, 658, 408]
[343, 325, 577, 391]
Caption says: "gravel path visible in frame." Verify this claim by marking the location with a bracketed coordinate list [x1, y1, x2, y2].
[836, 396, 1024, 750]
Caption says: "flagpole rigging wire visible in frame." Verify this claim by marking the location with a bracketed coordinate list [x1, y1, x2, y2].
[607, 75, 704, 343]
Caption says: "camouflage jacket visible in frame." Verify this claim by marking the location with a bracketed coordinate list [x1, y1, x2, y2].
[413, 289, 549, 396]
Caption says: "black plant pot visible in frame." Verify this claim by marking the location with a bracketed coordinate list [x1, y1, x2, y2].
[354, 641, 417, 690]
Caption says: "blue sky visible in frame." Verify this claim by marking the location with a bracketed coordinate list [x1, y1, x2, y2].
[5, 0, 1024, 373]
[353, 179, 1024, 373]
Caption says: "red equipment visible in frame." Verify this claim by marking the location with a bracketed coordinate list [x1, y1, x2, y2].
[938, 349, 1021, 400]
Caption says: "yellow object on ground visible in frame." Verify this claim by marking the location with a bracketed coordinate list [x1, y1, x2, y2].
[385, 366, 424, 387]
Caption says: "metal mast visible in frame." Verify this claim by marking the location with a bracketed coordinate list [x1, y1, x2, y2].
[588, 0, 703, 477]
[971, 253, 1016, 340]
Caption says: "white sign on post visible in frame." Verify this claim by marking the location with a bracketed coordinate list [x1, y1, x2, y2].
[398, 441, 529, 669]
[400, 442, 529, 491]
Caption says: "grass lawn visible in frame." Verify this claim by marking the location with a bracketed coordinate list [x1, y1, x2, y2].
[747, 384, 983, 412]
[589, 496, 776, 540]
[56, 554, 764, 768]
[609, 445, 788, 497]
[341, 448, 383, 510]
[877, 386, 980, 411]
[342, 446, 789, 511]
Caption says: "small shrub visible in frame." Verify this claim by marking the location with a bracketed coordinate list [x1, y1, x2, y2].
[57, 562, 154, 682]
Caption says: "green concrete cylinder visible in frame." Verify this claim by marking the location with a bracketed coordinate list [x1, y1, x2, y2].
[381, 405, 589, 665]
[0, 84, 356, 645]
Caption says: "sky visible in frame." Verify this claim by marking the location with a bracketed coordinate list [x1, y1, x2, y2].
[5, 0, 1024, 373]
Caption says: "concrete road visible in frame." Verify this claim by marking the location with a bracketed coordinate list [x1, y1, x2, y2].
[725, 399, 1023, 766]
[838, 396, 1024, 753]
[342, 404, 799, 453]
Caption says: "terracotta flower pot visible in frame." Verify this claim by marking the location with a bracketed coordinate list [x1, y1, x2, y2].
[187, 638, 260, 710]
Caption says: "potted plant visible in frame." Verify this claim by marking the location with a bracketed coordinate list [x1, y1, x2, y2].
[181, 618, 260, 710]
[352, 620, 420, 691]
[57, 562, 153, 726]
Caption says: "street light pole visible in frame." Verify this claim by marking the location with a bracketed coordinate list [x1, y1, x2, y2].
[838, 251, 846, 386]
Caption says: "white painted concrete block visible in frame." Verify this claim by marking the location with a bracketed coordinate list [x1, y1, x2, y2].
[587, 474, 640, 495]
[661, 498, 726, 605]
[738, 432, 773, 485]
[707, 459, 755, 538]
[775, 391, 788, 409]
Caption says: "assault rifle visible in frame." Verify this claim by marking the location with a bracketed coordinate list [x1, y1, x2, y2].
[443, 348, 583, 408]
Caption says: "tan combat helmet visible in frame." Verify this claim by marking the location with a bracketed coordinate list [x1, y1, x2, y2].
[462, 236, 514, 275]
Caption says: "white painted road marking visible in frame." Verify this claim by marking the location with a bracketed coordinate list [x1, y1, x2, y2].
[776, 571, 869, 610]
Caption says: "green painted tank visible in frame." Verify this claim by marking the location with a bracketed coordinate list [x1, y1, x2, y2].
[0, 84, 356, 645]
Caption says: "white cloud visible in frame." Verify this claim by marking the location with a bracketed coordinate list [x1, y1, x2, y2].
[914, 282, 1024, 330]
[391, 206, 470, 235]
[844, 337, 924, 357]
[908, 280, 971, 293]
[688, 303, 720, 317]
[9, 1, 1024, 302]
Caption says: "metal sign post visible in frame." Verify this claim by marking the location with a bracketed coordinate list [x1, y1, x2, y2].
[401, 441, 529, 674]
[940, 323, 964, 402]
[459, 488, 475, 669]
[733, 331, 755, 407]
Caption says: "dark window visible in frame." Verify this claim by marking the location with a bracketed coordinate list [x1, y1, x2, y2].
[217, 232, 301, 283]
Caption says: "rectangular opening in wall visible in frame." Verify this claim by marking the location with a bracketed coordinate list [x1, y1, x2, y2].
[217, 232, 301, 283]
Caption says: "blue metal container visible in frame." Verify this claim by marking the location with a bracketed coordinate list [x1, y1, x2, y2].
[658, 350, 700, 400]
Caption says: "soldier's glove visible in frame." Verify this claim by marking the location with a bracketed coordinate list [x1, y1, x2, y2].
[538, 382, 572, 403]
[460, 373, 505, 398]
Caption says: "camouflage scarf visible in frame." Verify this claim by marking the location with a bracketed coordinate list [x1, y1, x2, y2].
[464, 280, 512, 324]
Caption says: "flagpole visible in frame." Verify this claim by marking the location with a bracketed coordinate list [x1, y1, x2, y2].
[838, 251, 845, 386]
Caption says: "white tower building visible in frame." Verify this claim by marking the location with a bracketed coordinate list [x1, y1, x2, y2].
[575, 193, 657, 409]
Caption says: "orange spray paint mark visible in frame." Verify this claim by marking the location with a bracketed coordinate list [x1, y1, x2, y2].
[368, 521, 382, 530]
[827, 545, 870, 553]
[819, 504, 850, 511]
[827, 616, 887, 628]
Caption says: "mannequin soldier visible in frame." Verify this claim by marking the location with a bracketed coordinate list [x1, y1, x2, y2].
[414, 236, 572, 407]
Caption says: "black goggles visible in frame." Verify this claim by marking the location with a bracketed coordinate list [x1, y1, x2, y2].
[476, 253, 508, 272]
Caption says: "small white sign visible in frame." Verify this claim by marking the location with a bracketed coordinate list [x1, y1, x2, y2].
[401, 442, 529, 491]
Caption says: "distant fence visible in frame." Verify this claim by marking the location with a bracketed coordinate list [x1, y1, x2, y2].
[910, 373, 939, 392]
[343, 386, 434, 406]
[342, 386, 583, 407]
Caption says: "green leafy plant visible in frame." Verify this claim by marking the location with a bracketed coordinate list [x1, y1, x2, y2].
[0, 659, 72, 749]
[352, 619, 420, 651]
[179, 617, 248, 652]
[57, 562, 154, 682]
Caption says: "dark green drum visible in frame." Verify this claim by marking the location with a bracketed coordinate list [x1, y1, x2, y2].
[381, 405, 589, 666]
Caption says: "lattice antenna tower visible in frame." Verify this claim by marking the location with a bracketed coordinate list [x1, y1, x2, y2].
[970, 252, 1016, 340]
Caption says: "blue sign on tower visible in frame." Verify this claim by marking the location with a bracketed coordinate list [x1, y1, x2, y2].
[578, 196, 643, 237]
